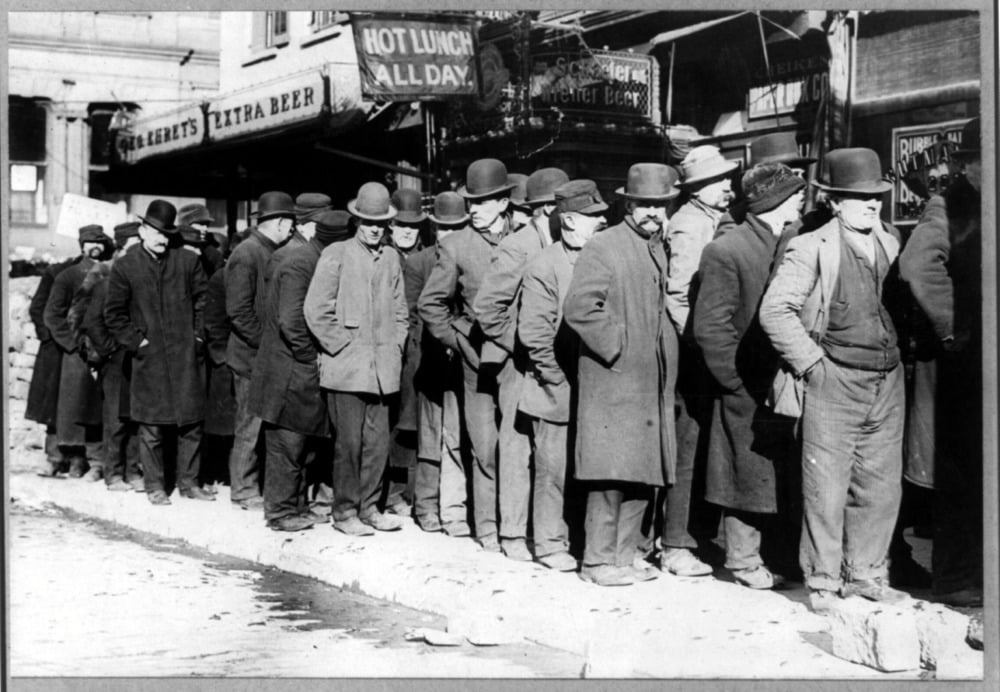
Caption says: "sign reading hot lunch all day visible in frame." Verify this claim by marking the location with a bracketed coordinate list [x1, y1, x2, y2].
[206, 71, 326, 141]
[352, 16, 478, 100]
[116, 104, 205, 163]
[530, 50, 658, 122]
[891, 118, 971, 225]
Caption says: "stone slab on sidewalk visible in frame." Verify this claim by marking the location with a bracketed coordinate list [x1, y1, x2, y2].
[6, 465, 974, 680]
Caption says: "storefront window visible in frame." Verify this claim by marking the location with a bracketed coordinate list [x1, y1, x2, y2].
[310, 11, 347, 32]
[9, 164, 47, 225]
[265, 11, 289, 47]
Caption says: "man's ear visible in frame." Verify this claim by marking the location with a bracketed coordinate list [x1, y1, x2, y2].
[561, 212, 577, 232]
[498, 197, 510, 212]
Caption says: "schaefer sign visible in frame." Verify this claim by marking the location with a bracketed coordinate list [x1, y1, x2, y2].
[116, 103, 205, 163]
[206, 70, 326, 142]
[352, 15, 478, 100]
[530, 50, 658, 122]
[891, 118, 971, 225]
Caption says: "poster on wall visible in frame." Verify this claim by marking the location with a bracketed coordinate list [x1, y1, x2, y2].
[890, 118, 971, 226]
[352, 15, 478, 100]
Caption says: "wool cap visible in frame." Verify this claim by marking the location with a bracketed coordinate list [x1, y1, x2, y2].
[742, 163, 807, 214]
[555, 179, 608, 215]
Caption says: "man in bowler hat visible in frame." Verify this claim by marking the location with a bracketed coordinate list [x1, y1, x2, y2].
[104, 200, 214, 505]
[761, 148, 908, 610]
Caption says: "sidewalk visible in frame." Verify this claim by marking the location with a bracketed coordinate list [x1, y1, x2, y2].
[6, 446, 969, 680]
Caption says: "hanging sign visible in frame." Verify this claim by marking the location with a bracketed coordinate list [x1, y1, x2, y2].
[55, 193, 127, 239]
[747, 55, 829, 120]
[352, 15, 479, 100]
[206, 70, 325, 141]
[890, 118, 970, 225]
[115, 103, 205, 163]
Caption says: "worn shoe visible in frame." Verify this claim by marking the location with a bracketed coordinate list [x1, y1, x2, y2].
[660, 548, 713, 577]
[841, 577, 909, 604]
[36, 462, 68, 478]
[386, 501, 412, 517]
[334, 516, 376, 537]
[106, 479, 132, 492]
[416, 515, 443, 533]
[477, 534, 501, 552]
[579, 565, 635, 587]
[443, 521, 472, 538]
[501, 538, 533, 562]
[629, 558, 660, 582]
[933, 586, 984, 608]
[360, 511, 403, 532]
[733, 565, 785, 590]
[128, 477, 145, 492]
[179, 486, 216, 501]
[809, 589, 840, 614]
[67, 457, 88, 479]
[299, 510, 329, 526]
[147, 490, 172, 506]
[201, 484, 219, 496]
[538, 551, 578, 572]
[82, 466, 104, 482]
[232, 496, 265, 511]
[268, 515, 314, 532]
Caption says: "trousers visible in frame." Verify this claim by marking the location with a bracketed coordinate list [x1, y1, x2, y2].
[532, 419, 571, 557]
[137, 421, 203, 494]
[583, 482, 653, 568]
[262, 423, 312, 521]
[229, 371, 263, 501]
[327, 391, 390, 522]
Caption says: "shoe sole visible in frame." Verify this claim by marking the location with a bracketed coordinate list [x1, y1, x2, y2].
[578, 572, 634, 587]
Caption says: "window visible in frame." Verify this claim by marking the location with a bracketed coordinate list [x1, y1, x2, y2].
[9, 164, 47, 225]
[265, 11, 289, 47]
[310, 11, 347, 32]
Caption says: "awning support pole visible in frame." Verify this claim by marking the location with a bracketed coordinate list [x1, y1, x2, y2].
[314, 143, 435, 181]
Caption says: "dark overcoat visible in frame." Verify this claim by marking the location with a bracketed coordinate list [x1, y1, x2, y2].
[563, 219, 678, 486]
[248, 237, 329, 436]
[104, 245, 207, 426]
[392, 243, 422, 432]
[26, 258, 74, 426]
[693, 214, 796, 513]
[44, 256, 103, 434]
[225, 229, 280, 378]
[203, 268, 235, 436]
[80, 264, 131, 420]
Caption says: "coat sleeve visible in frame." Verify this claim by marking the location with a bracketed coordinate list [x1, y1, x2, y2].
[666, 216, 707, 333]
[393, 258, 409, 352]
[417, 243, 462, 351]
[898, 195, 954, 341]
[81, 279, 117, 359]
[276, 259, 317, 364]
[693, 242, 742, 392]
[563, 243, 624, 366]
[104, 261, 145, 352]
[473, 241, 523, 353]
[225, 249, 262, 349]
[29, 266, 58, 342]
[518, 260, 565, 386]
[758, 236, 824, 376]
[203, 271, 230, 365]
[304, 249, 351, 357]
[43, 269, 78, 353]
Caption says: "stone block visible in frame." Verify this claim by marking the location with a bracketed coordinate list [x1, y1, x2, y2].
[966, 613, 983, 650]
[10, 352, 35, 369]
[913, 602, 978, 673]
[8, 380, 30, 401]
[22, 336, 40, 356]
[10, 366, 34, 383]
[827, 597, 921, 672]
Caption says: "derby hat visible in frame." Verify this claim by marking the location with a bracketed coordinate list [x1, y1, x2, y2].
[812, 148, 892, 195]
[750, 132, 816, 168]
[428, 191, 470, 225]
[177, 203, 214, 227]
[508, 173, 530, 210]
[555, 179, 608, 215]
[953, 118, 980, 157]
[616, 163, 682, 201]
[139, 199, 178, 234]
[679, 146, 739, 187]
[347, 182, 397, 222]
[294, 192, 333, 222]
[113, 221, 141, 244]
[526, 167, 571, 206]
[391, 188, 428, 224]
[458, 158, 516, 199]
[78, 224, 109, 244]
[253, 191, 297, 221]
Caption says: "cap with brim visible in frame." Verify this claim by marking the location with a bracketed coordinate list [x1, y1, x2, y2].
[294, 192, 333, 222]
[616, 163, 682, 201]
[555, 179, 609, 215]
[348, 182, 397, 222]
[113, 221, 140, 243]
[177, 203, 214, 227]
[458, 158, 516, 200]
[679, 146, 740, 187]
[811, 147, 892, 195]
[428, 191, 469, 225]
[139, 199, 178, 234]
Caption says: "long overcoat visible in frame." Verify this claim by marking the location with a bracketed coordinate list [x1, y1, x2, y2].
[203, 267, 235, 436]
[104, 245, 207, 425]
[44, 256, 103, 434]
[693, 214, 796, 513]
[248, 237, 329, 436]
[563, 219, 678, 486]
[26, 258, 75, 426]
[304, 236, 408, 396]
[225, 228, 279, 378]
[392, 243, 422, 432]
[79, 261, 131, 421]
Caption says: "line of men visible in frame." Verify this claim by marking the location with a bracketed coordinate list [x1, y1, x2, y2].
[25, 117, 982, 608]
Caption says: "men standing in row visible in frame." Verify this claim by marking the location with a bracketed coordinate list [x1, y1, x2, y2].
[104, 200, 214, 505]
[564, 164, 681, 586]
[44, 224, 114, 479]
[418, 159, 515, 552]
[760, 148, 907, 610]
[305, 183, 409, 536]
[474, 166, 569, 561]
[693, 163, 806, 589]
[226, 192, 296, 510]
[517, 179, 605, 572]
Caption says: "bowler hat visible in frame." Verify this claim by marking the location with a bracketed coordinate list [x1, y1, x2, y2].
[952, 118, 980, 157]
[508, 173, 530, 210]
[679, 146, 739, 187]
[348, 182, 397, 221]
[458, 158, 516, 199]
[177, 203, 214, 227]
[616, 163, 681, 201]
[812, 148, 892, 195]
[428, 191, 469, 225]
[750, 132, 816, 168]
[139, 199, 178, 234]
[391, 188, 428, 224]
[254, 191, 297, 221]
[526, 167, 571, 205]
[178, 225, 207, 248]
[113, 221, 140, 244]
[78, 224, 109, 244]
[294, 192, 333, 222]
[555, 179, 608, 215]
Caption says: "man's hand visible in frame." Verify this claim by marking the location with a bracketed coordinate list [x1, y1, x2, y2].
[138, 337, 150, 349]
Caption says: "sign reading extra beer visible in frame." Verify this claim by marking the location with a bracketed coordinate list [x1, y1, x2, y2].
[206, 70, 325, 141]
[890, 118, 970, 225]
[116, 104, 204, 163]
[352, 15, 478, 100]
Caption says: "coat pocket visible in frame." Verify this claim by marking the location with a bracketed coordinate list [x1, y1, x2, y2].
[766, 364, 802, 419]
